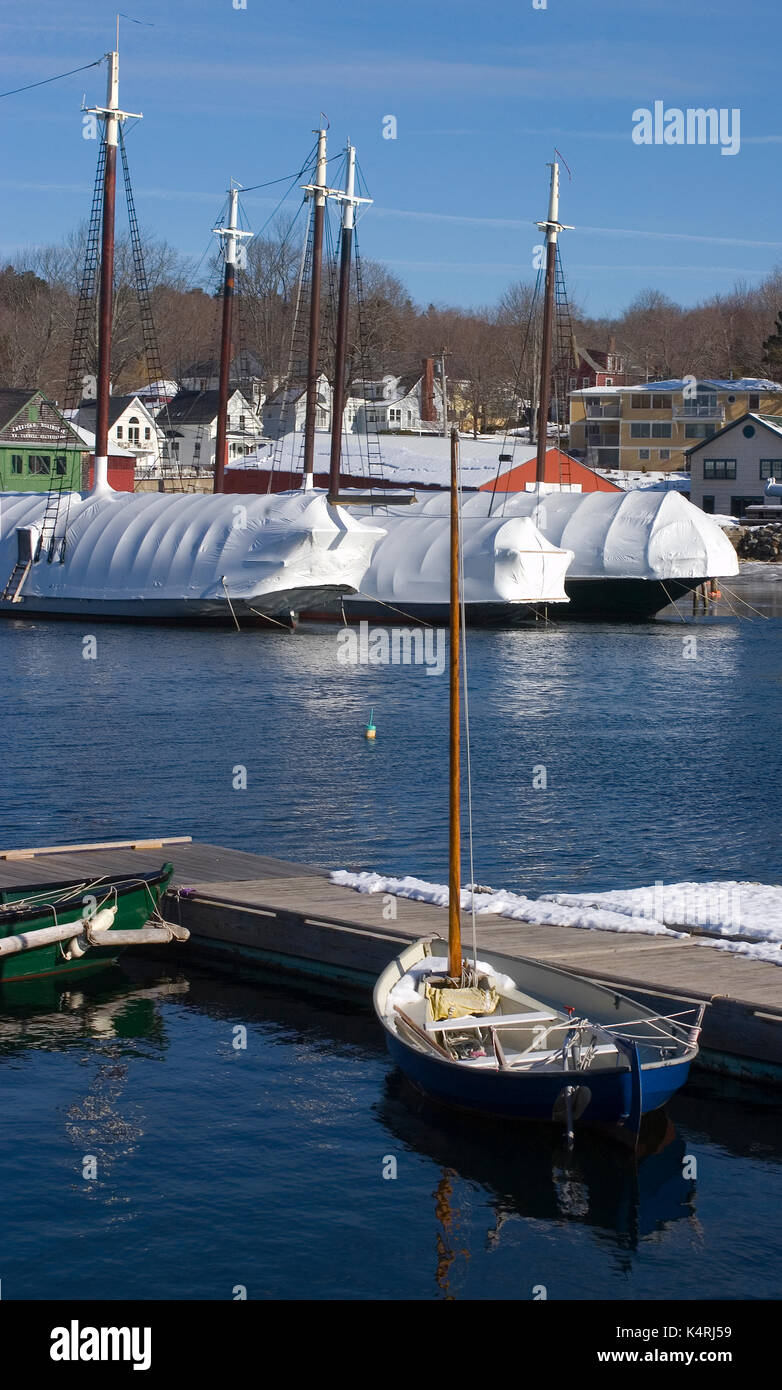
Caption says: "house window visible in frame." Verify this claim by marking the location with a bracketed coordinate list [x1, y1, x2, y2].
[659, 448, 671, 461]
[116, 425, 123, 439]
[651, 422, 672, 438]
[652, 394, 671, 409]
[127, 416, 140, 444]
[11, 454, 22, 474]
[568, 377, 577, 390]
[28, 455, 51, 475]
[144, 427, 151, 441]
[389, 408, 401, 423]
[239, 415, 246, 431]
[685, 423, 714, 439]
[193, 441, 201, 459]
[760, 459, 782, 479]
[702, 496, 715, 513]
[580, 377, 590, 388]
[604, 378, 613, 386]
[630, 422, 651, 438]
[632, 394, 652, 409]
[55, 455, 67, 476]
[639, 448, 650, 460]
[703, 458, 736, 479]
[749, 393, 760, 411]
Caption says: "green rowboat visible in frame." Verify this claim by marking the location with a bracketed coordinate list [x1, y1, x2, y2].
[0, 863, 181, 983]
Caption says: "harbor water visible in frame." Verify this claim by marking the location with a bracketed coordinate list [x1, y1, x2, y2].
[1, 569, 780, 1300]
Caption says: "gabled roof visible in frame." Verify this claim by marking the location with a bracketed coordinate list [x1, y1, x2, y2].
[78, 394, 157, 429]
[162, 388, 253, 425]
[0, 388, 38, 431]
[684, 410, 782, 456]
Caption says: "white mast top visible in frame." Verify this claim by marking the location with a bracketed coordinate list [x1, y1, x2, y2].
[536, 160, 573, 247]
[212, 184, 252, 269]
[85, 49, 142, 147]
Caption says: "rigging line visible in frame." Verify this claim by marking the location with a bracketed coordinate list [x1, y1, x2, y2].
[0, 56, 104, 100]
[714, 579, 770, 620]
[489, 268, 543, 518]
[240, 143, 319, 193]
[659, 580, 690, 622]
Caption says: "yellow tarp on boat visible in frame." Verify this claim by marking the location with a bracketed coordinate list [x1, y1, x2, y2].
[426, 984, 499, 1023]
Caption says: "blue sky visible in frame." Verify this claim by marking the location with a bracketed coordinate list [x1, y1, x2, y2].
[2, 0, 782, 317]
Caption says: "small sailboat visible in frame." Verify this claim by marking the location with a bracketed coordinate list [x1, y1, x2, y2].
[0, 863, 185, 983]
[373, 431, 704, 1146]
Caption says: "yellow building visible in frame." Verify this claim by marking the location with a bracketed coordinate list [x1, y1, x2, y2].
[568, 378, 782, 474]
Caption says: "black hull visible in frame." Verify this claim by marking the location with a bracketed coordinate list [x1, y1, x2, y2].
[306, 577, 707, 628]
[560, 576, 704, 621]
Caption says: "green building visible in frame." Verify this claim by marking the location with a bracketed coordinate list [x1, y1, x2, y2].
[0, 389, 86, 492]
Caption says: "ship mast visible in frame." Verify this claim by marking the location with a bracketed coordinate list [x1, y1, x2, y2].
[534, 162, 571, 488]
[301, 127, 328, 486]
[213, 185, 252, 493]
[448, 427, 462, 980]
[86, 47, 141, 496]
[328, 144, 370, 503]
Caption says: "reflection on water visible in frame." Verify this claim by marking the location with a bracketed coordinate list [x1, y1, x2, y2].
[0, 961, 781, 1299]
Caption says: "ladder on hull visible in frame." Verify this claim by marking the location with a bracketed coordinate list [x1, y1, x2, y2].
[1, 560, 31, 603]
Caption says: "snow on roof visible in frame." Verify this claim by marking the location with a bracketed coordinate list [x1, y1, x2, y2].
[573, 378, 782, 396]
[231, 433, 532, 489]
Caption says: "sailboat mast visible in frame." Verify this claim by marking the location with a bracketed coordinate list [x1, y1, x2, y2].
[94, 53, 119, 495]
[448, 427, 462, 979]
[86, 48, 141, 496]
[328, 144, 356, 504]
[213, 186, 242, 494]
[534, 162, 571, 487]
[302, 128, 328, 484]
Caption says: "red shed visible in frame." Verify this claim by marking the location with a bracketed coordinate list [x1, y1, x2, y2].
[480, 448, 622, 494]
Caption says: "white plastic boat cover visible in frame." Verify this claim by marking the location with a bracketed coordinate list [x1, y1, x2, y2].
[0, 489, 381, 614]
[377, 489, 738, 581]
[355, 507, 572, 607]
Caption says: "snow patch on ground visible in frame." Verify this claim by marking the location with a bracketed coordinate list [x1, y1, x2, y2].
[330, 870, 782, 965]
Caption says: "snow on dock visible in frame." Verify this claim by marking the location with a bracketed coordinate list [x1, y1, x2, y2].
[0, 838, 780, 1084]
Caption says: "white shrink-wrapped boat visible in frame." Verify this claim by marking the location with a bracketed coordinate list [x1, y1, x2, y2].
[307, 501, 572, 624]
[330, 487, 738, 623]
[0, 488, 381, 625]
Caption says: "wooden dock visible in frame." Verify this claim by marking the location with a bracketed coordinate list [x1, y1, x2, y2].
[1, 836, 781, 1084]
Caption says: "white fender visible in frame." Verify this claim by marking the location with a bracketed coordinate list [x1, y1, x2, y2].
[64, 904, 118, 960]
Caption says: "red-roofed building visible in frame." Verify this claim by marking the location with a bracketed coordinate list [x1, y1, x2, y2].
[480, 448, 622, 494]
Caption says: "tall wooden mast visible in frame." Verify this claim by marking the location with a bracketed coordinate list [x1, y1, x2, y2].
[328, 144, 371, 502]
[448, 427, 462, 980]
[213, 185, 251, 493]
[534, 162, 571, 487]
[302, 128, 328, 485]
[86, 48, 141, 496]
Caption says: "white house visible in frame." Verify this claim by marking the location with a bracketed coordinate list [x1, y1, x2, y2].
[159, 388, 264, 473]
[263, 374, 332, 438]
[352, 361, 444, 434]
[76, 394, 164, 470]
[686, 412, 782, 516]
